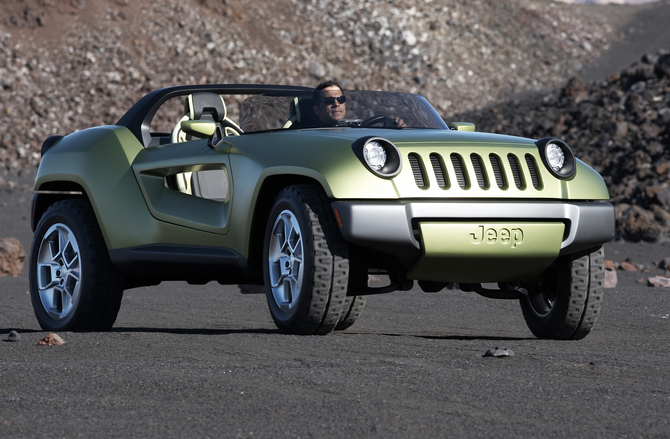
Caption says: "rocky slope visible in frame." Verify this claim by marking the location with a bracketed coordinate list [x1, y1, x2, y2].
[0, 0, 613, 174]
[454, 51, 670, 242]
[1, 0, 667, 241]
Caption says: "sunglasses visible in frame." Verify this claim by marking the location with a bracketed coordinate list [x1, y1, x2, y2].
[321, 95, 346, 105]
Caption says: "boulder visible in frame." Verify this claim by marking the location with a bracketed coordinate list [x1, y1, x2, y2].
[0, 237, 26, 277]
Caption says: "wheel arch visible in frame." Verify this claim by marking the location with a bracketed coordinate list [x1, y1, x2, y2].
[247, 174, 329, 275]
[31, 181, 90, 232]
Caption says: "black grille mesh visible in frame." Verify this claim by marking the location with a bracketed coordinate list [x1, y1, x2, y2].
[525, 154, 541, 189]
[470, 154, 488, 189]
[489, 154, 506, 189]
[405, 151, 542, 192]
[430, 154, 448, 188]
[409, 153, 426, 188]
[508, 154, 524, 189]
[450, 153, 468, 188]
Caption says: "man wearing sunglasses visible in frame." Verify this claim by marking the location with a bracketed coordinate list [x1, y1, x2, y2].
[311, 79, 406, 128]
[312, 79, 348, 127]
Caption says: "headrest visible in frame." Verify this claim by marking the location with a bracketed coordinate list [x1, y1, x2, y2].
[185, 92, 227, 122]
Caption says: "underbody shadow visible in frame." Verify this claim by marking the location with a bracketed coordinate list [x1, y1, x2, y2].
[111, 327, 278, 336]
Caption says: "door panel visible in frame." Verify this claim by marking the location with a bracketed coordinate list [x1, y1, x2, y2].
[131, 140, 233, 235]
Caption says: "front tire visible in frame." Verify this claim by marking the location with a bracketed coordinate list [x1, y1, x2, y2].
[29, 200, 123, 332]
[520, 247, 605, 340]
[263, 185, 348, 335]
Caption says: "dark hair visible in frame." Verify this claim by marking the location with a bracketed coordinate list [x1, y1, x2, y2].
[312, 79, 343, 104]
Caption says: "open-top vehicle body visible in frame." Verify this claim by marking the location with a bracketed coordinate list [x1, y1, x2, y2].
[30, 84, 615, 339]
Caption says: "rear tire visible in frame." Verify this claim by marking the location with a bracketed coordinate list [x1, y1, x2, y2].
[263, 185, 348, 335]
[335, 296, 366, 331]
[29, 200, 124, 332]
[520, 247, 605, 340]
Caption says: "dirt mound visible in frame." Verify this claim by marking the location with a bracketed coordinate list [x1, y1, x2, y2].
[453, 50, 670, 242]
[1, 0, 613, 174]
[1, 0, 667, 242]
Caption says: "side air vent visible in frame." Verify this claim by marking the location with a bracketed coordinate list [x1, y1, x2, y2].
[525, 154, 542, 189]
[430, 153, 449, 189]
[450, 153, 469, 189]
[408, 153, 427, 188]
[489, 154, 507, 189]
[470, 154, 489, 189]
[508, 154, 524, 189]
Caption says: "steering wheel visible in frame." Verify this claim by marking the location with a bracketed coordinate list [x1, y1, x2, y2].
[361, 115, 396, 128]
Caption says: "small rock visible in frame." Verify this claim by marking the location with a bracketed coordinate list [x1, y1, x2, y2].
[647, 276, 670, 287]
[484, 347, 514, 357]
[658, 257, 670, 270]
[620, 261, 638, 272]
[7, 330, 21, 342]
[38, 333, 66, 346]
[604, 268, 617, 288]
[604, 260, 617, 270]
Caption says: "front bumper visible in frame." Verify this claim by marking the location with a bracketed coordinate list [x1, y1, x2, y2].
[332, 200, 615, 282]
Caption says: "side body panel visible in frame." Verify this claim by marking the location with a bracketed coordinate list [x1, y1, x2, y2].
[35, 126, 234, 251]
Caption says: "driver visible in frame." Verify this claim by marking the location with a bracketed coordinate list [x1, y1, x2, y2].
[312, 79, 405, 127]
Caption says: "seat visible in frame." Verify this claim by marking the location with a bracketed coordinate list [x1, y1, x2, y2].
[282, 97, 302, 129]
[282, 94, 318, 129]
[169, 93, 242, 197]
[171, 92, 243, 144]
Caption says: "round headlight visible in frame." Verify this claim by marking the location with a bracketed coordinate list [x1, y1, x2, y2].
[353, 137, 402, 178]
[535, 138, 575, 179]
[546, 143, 565, 172]
[363, 141, 387, 171]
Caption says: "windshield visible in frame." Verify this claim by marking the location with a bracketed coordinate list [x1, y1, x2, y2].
[239, 90, 448, 132]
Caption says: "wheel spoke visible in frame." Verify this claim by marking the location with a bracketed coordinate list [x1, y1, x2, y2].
[45, 229, 62, 262]
[267, 209, 304, 313]
[269, 258, 284, 288]
[37, 262, 61, 290]
[35, 223, 82, 321]
[62, 240, 79, 269]
[59, 288, 71, 316]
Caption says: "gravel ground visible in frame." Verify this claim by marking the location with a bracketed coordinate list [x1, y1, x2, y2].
[1, 162, 670, 439]
[2, 5, 670, 434]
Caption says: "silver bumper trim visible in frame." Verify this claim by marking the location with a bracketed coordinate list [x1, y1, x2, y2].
[331, 200, 615, 267]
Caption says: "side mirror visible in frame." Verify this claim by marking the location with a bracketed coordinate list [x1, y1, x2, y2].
[448, 122, 476, 132]
[181, 120, 217, 139]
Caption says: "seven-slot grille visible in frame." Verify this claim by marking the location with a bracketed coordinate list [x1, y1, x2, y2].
[407, 152, 542, 190]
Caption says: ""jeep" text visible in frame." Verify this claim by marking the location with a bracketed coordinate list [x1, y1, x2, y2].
[469, 225, 524, 248]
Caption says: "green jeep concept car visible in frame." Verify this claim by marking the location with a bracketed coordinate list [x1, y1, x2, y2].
[29, 84, 615, 339]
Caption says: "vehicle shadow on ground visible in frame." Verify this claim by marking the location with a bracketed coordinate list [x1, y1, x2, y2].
[416, 334, 533, 341]
[337, 330, 534, 341]
[112, 327, 278, 336]
[1, 328, 43, 336]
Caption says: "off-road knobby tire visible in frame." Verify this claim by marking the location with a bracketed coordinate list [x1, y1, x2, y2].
[263, 185, 349, 335]
[519, 247, 605, 340]
[335, 296, 366, 331]
[29, 199, 124, 332]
